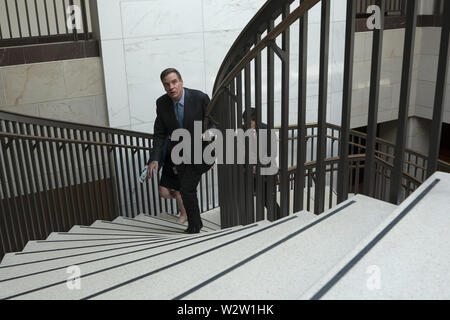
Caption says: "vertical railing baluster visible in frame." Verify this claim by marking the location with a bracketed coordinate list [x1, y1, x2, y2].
[11, 123, 36, 241]
[255, 32, 264, 222]
[427, 0, 450, 177]
[294, 9, 308, 213]
[0, 137, 18, 252]
[53, 0, 60, 34]
[33, 0, 41, 36]
[363, 0, 385, 198]
[244, 62, 254, 225]
[23, 124, 45, 239]
[266, 18, 276, 221]
[80, 0, 89, 40]
[4, 0, 13, 38]
[43, 0, 51, 35]
[389, 0, 418, 204]
[279, 3, 290, 218]
[51, 127, 71, 231]
[314, 0, 331, 215]
[24, 0, 32, 37]
[337, 0, 356, 204]
[62, 128, 82, 226]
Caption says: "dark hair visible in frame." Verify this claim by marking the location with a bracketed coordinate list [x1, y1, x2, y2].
[160, 68, 182, 82]
[242, 108, 256, 121]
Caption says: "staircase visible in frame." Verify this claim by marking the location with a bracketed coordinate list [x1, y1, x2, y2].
[1, 171, 448, 300]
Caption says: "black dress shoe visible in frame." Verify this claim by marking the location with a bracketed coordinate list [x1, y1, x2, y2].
[184, 225, 201, 234]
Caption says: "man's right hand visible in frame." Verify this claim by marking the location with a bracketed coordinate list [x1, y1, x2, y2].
[147, 161, 158, 179]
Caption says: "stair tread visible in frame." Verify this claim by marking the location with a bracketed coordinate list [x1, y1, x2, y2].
[303, 171, 450, 300]
[174, 195, 396, 299]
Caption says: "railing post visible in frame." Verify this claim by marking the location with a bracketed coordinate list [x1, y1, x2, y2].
[389, 0, 418, 204]
[427, 0, 450, 178]
[294, 7, 308, 213]
[279, 3, 290, 218]
[266, 19, 276, 222]
[363, 0, 385, 197]
[314, 0, 331, 215]
[337, 0, 356, 204]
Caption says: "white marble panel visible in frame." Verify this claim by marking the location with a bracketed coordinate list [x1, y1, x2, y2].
[124, 33, 206, 125]
[419, 27, 441, 56]
[418, 55, 439, 83]
[354, 33, 368, 63]
[352, 60, 371, 90]
[38, 95, 108, 126]
[2, 62, 66, 106]
[332, 0, 347, 22]
[100, 39, 131, 128]
[415, 105, 433, 120]
[204, 29, 242, 96]
[382, 29, 405, 59]
[96, 0, 123, 40]
[351, 88, 370, 117]
[131, 121, 155, 134]
[329, 21, 346, 94]
[128, 83, 157, 125]
[121, 0, 203, 38]
[0, 103, 40, 116]
[203, 0, 267, 32]
[63, 58, 105, 98]
[415, 80, 436, 109]
[327, 91, 343, 125]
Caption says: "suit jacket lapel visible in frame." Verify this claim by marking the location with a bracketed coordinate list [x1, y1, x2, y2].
[164, 95, 179, 130]
[183, 88, 191, 129]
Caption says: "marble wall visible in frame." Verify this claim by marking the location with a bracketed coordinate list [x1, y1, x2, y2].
[96, 0, 450, 137]
[96, 0, 350, 133]
[0, 58, 109, 126]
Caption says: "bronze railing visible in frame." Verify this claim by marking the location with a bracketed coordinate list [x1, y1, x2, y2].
[0, 110, 218, 259]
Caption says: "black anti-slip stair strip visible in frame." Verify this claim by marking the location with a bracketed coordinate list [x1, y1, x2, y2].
[126, 215, 216, 231]
[0, 238, 181, 264]
[56, 231, 179, 237]
[142, 214, 218, 230]
[199, 218, 221, 228]
[34, 236, 168, 243]
[98, 219, 191, 232]
[310, 179, 441, 300]
[0, 232, 226, 283]
[78, 225, 184, 235]
[81, 216, 299, 299]
[173, 200, 356, 300]
[2, 223, 261, 300]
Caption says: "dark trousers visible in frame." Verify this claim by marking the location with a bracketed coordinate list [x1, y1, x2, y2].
[177, 164, 203, 228]
[254, 176, 281, 220]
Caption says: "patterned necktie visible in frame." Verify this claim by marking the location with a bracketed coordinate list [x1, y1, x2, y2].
[176, 102, 183, 128]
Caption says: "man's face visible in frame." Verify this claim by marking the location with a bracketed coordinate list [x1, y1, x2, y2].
[162, 72, 183, 101]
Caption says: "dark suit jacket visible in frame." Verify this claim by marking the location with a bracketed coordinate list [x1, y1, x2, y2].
[148, 87, 212, 174]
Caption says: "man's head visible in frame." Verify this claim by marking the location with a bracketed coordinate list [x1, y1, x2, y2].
[242, 108, 256, 129]
[160, 68, 183, 101]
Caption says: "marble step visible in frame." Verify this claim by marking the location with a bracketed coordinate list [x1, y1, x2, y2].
[0, 225, 243, 284]
[176, 195, 396, 299]
[0, 220, 274, 299]
[302, 171, 450, 300]
[133, 214, 211, 233]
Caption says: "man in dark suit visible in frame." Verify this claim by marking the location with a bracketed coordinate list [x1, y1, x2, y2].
[147, 68, 211, 234]
[243, 108, 281, 219]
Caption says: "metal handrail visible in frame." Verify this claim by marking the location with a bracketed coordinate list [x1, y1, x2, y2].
[206, 0, 320, 120]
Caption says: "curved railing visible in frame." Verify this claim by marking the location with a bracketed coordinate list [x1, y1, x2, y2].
[0, 110, 218, 259]
[207, 0, 450, 228]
